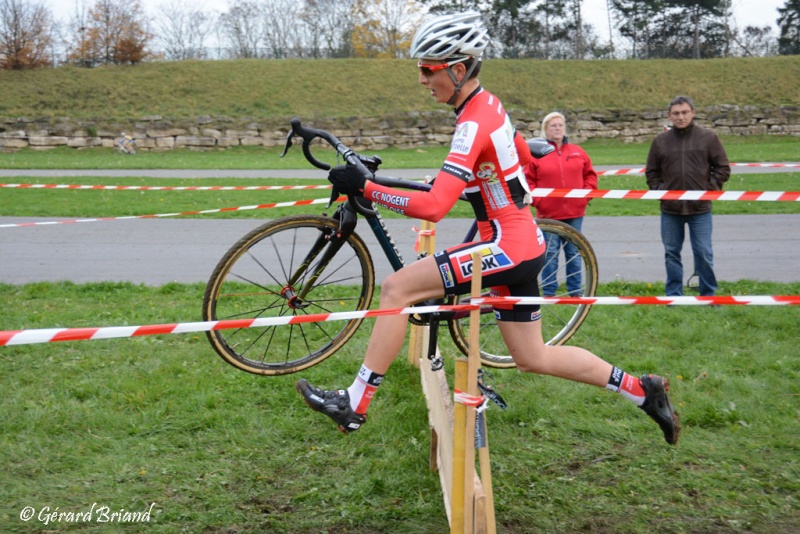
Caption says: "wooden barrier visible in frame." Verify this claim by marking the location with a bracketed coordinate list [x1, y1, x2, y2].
[410, 220, 496, 533]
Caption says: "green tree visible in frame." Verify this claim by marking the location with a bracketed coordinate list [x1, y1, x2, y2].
[777, 0, 800, 54]
[485, 0, 539, 58]
[533, 0, 571, 59]
[669, 0, 727, 58]
[610, 0, 663, 58]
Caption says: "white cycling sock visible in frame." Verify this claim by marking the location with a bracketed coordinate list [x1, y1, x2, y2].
[347, 364, 384, 414]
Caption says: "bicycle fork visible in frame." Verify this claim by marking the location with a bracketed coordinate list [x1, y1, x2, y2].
[282, 205, 358, 309]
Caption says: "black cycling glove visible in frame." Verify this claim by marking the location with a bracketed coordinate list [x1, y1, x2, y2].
[328, 164, 368, 196]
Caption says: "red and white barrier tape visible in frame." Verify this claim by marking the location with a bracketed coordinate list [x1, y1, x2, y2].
[476, 295, 800, 306]
[0, 183, 331, 191]
[0, 303, 474, 346]
[1, 163, 797, 187]
[1, 296, 797, 347]
[454, 390, 487, 411]
[3, 185, 799, 229]
[529, 188, 800, 201]
[0, 196, 345, 228]
[595, 162, 800, 176]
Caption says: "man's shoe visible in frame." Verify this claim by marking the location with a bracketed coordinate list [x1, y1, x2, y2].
[639, 374, 680, 445]
[295, 378, 366, 434]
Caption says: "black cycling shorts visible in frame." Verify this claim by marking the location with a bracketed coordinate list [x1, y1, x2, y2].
[433, 241, 544, 323]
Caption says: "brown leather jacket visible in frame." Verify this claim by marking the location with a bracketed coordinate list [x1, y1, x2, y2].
[645, 123, 731, 215]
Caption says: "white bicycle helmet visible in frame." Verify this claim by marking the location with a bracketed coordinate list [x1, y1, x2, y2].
[410, 11, 490, 60]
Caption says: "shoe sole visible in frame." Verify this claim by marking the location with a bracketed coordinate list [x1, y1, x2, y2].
[295, 379, 357, 434]
[643, 376, 681, 445]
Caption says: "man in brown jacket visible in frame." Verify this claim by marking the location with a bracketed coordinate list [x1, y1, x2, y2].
[645, 95, 731, 296]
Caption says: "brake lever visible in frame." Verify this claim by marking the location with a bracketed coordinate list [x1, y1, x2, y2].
[279, 129, 294, 159]
[328, 184, 341, 209]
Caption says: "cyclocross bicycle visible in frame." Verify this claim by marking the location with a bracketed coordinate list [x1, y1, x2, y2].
[202, 119, 598, 376]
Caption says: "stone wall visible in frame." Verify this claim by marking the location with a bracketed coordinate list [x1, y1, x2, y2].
[1, 105, 797, 152]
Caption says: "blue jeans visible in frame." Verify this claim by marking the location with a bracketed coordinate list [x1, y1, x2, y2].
[660, 211, 717, 296]
[541, 217, 583, 296]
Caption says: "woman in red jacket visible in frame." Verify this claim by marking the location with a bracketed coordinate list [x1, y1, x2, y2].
[524, 112, 597, 296]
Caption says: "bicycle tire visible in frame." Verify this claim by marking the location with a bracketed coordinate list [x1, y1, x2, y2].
[202, 215, 375, 375]
[448, 218, 598, 368]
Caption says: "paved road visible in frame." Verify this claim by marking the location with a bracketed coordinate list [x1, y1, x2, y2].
[2, 214, 798, 285]
[1, 167, 798, 285]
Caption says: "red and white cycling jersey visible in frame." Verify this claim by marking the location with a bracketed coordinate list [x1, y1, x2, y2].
[363, 86, 545, 260]
[363, 87, 546, 317]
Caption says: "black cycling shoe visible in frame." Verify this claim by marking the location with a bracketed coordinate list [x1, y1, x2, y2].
[639, 374, 680, 445]
[295, 379, 366, 434]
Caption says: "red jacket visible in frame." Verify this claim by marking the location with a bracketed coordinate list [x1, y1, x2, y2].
[523, 140, 597, 220]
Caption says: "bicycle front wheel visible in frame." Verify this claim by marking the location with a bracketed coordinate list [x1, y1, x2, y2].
[202, 215, 375, 375]
[448, 218, 598, 368]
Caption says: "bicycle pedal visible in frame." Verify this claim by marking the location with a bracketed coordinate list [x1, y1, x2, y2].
[429, 356, 444, 371]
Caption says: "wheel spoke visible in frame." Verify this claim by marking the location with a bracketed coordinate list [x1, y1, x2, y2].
[202, 216, 375, 375]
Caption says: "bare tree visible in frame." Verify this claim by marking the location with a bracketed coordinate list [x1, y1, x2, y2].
[218, 0, 264, 58]
[262, 0, 302, 58]
[156, 0, 213, 60]
[733, 25, 776, 56]
[351, 0, 423, 58]
[301, 0, 356, 58]
[63, 0, 90, 66]
[0, 0, 53, 69]
[67, 0, 151, 65]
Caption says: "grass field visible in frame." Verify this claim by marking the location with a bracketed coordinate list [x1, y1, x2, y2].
[1, 134, 799, 170]
[0, 57, 798, 120]
[0, 280, 798, 532]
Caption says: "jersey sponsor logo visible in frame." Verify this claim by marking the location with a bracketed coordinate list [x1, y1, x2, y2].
[486, 180, 510, 211]
[442, 162, 471, 182]
[439, 263, 455, 288]
[371, 191, 411, 208]
[456, 247, 513, 277]
[476, 162, 498, 181]
[451, 121, 478, 155]
[490, 117, 518, 171]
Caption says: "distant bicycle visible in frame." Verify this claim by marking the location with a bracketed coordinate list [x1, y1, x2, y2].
[202, 119, 598, 376]
[118, 133, 136, 154]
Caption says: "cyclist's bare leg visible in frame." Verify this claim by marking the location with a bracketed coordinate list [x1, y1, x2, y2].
[363, 255, 445, 374]
[498, 319, 612, 386]
[498, 318, 680, 444]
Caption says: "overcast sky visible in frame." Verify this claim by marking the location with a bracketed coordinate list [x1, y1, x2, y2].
[45, 0, 786, 37]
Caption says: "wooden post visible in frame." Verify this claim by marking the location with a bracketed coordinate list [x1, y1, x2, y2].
[408, 220, 436, 368]
[414, 229, 494, 533]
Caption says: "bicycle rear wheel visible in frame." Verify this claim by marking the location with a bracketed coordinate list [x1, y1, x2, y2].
[202, 215, 375, 375]
[448, 218, 598, 368]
